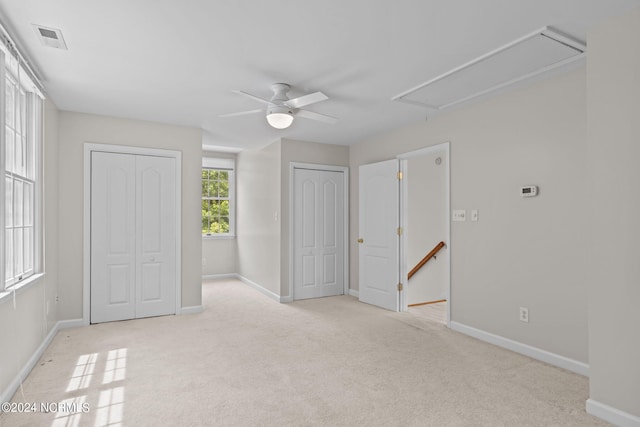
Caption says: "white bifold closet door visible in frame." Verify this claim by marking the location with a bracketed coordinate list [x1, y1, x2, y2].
[293, 168, 345, 300]
[91, 151, 176, 323]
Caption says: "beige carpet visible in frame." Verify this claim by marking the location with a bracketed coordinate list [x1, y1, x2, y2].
[1, 279, 607, 426]
[409, 301, 447, 325]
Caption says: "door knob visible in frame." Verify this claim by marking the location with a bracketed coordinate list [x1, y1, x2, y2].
[358, 238, 364, 243]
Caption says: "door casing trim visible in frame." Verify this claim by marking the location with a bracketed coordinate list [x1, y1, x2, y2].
[289, 162, 349, 301]
[83, 142, 182, 325]
[397, 141, 451, 326]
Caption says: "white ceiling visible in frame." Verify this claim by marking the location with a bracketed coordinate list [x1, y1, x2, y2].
[0, 1, 637, 151]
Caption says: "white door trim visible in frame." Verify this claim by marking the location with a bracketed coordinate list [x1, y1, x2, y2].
[83, 143, 182, 326]
[397, 142, 451, 327]
[289, 162, 349, 300]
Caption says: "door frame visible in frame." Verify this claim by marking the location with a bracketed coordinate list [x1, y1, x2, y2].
[397, 142, 451, 326]
[289, 162, 349, 300]
[82, 143, 182, 326]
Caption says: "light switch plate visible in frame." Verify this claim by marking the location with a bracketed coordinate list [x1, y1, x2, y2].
[452, 209, 466, 221]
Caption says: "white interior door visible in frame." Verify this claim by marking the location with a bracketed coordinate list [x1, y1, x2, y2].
[359, 159, 400, 311]
[293, 168, 345, 300]
[91, 151, 176, 323]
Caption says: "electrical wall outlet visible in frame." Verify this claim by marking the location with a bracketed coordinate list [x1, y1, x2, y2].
[452, 209, 466, 221]
[519, 307, 529, 323]
[471, 210, 479, 221]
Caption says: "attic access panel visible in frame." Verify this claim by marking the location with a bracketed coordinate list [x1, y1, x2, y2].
[393, 27, 585, 110]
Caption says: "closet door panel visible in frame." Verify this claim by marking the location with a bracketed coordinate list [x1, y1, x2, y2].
[91, 152, 136, 323]
[135, 155, 176, 318]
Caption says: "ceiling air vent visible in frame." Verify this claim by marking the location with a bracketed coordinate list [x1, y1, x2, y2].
[393, 27, 585, 110]
[32, 24, 67, 50]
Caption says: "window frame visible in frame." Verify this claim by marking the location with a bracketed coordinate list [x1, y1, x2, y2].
[201, 157, 235, 239]
[0, 46, 44, 293]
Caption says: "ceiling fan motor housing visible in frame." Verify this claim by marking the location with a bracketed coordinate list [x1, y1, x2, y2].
[270, 83, 291, 105]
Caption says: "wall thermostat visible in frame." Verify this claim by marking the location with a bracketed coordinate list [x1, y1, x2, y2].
[520, 185, 538, 197]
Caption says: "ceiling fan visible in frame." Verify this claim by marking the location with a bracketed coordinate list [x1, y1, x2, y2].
[220, 83, 338, 129]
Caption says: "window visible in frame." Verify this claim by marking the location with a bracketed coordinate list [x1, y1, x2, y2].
[201, 158, 235, 237]
[1, 42, 44, 291]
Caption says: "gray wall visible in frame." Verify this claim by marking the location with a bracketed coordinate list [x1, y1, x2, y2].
[202, 238, 237, 276]
[57, 112, 203, 316]
[236, 141, 282, 295]
[587, 6, 640, 419]
[350, 67, 589, 363]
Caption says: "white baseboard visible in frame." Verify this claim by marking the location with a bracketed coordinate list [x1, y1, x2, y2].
[1, 318, 83, 404]
[58, 318, 84, 330]
[587, 398, 640, 427]
[204, 273, 291, 303]
[450, 321, 589, 377]
[181, 305, 204, 315]
[349, 289, 359, 298]
[202, 273, 236, 281]
[236, 274, 285, 303]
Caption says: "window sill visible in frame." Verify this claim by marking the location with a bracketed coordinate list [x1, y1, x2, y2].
[0, 273, 46, 305]
[202, 235, 236, 240]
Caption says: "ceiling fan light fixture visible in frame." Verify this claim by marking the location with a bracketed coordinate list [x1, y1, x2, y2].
[222, 83, 336, 127]
[266, 107, 294, 129]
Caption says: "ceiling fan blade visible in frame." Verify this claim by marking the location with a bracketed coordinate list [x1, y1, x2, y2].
[296, 109, 338, 124]
[285, 91, 328, 109]
[219, 109, 263, 118]
[233, 90, 272, 105]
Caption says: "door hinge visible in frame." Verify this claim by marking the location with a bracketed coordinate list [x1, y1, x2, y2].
[397, 171, 403, 180]
[397, 227, 403, 235]
[397, 283, 403, 291]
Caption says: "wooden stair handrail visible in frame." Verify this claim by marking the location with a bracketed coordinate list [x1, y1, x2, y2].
[407, 241, 446, 280]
